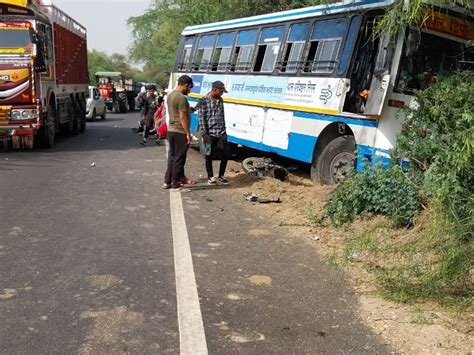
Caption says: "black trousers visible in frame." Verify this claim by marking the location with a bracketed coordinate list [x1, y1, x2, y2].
[143, 114, 154, 139]
[205, 135, 228, 178]
[165, 131, 189, 186]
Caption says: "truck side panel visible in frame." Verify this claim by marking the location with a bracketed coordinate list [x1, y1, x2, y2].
[53, 24, 88, 85]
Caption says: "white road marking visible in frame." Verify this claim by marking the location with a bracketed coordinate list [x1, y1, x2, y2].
[167, 140, 207, 354]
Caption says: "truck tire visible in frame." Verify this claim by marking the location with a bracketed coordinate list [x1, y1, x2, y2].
[39, 105, 56, 148]
[313, 135, 355, 185]
[118, 93, 127, 113]
[78, 101, 86, 133]
[127, 96, 135, 111]
[71, 101, 80, 135]
[60, 101, 75, 135]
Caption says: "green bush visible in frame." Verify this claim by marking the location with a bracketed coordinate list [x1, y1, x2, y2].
[320, 71, 474, 305]
[394, 70, 474, 240]
[320, 164, 420, 227]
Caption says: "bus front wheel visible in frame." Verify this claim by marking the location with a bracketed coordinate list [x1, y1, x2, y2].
[312, 136, 355, 185]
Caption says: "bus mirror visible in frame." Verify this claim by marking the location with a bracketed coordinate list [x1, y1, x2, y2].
[29, 28, 38, 44]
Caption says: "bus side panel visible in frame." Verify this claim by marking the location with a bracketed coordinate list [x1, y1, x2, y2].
[225, 103, 265, 145]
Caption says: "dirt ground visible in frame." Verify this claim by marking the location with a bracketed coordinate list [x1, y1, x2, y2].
[221, 160, 474, 355]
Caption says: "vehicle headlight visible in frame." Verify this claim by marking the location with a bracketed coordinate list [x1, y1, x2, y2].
[11, 109, 38, 120]
[11, 110, 21, 120]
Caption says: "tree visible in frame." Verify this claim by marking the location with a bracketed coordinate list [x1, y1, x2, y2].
[87, 49, 114, 85]
[88, 50, 146, 85]
[375, 0, 473, 36]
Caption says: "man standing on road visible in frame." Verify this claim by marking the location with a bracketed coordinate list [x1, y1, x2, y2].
[141, 85, 158, 146]
[199, 81, 229, 185]
[163, 75, 194, 189]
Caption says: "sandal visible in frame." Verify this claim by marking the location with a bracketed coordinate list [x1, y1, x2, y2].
[161, 183, 172, 189]
[181, 177, 196, 185]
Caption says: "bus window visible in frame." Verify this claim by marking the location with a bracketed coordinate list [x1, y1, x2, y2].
[337, 16, 362, 76]
[395, 29, 466, 93]
[281, 23, 309, 73]
[211, 32, 235, 71]
[178, 37, 194, 71]
[304, 18, 346, 74]
[194, 34, 216, 71]
[231, 29, 257, 72]
[254, 26, 284, 73]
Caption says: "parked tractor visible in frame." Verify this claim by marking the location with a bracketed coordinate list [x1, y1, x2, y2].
[95, 72, 139, 113]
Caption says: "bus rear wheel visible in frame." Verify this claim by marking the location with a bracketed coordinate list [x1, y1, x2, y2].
[312, 136, 355, 185]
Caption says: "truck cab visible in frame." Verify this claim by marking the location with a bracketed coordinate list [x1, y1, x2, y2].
[0, 0, 88, 149]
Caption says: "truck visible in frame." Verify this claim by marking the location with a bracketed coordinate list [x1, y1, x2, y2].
[95, 71, 139, 113]
[0, 0, 88, 149]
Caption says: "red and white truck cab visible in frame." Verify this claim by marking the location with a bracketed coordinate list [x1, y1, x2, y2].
[0, 0, 88, 149]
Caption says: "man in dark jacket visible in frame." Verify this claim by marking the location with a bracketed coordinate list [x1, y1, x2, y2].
[141, 85, 157, 146]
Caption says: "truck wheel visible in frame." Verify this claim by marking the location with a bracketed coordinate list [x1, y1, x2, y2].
[61, 101, 75, 135]
[118, 93, 127, 113]
[71, 101, 79, 135]
[114, 101, 120, 114]
[40, 105, 56, 148]
[78, 103, 86, 133]
[128, 96, 135, 111]
[312, 136, 355, 185]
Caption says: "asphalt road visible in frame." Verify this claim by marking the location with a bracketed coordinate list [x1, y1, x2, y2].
[0, 111, 392, 354]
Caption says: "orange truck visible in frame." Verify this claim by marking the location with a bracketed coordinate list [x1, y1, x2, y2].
[0, 0, 88, 149]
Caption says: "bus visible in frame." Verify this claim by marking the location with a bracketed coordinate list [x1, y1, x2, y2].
[169, 0, 473, 184]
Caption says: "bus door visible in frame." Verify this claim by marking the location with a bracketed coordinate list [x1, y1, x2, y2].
[364, 32, 394, 116]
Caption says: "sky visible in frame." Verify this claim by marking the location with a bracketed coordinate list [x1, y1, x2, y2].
[52, 0, 152, 58]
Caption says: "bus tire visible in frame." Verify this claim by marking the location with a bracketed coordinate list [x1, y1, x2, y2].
[313, 135, 355, 185]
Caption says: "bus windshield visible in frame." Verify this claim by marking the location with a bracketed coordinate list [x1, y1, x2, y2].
[395, 30, 467, 93]
[0, 28, 32, 49]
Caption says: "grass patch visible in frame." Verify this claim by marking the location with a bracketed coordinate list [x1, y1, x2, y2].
[323, 212, 473, 310]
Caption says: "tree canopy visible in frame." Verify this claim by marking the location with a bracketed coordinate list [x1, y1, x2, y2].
[87, 50, 147, 86]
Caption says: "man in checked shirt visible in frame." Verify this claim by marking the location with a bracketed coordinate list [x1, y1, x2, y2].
[198, 81, 230, 185]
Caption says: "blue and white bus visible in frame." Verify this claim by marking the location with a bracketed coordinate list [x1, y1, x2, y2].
[169, 0, 473, 184]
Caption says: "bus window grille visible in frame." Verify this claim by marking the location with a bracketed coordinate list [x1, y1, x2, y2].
[236, 61, 252, 71]
[302, 59, 338, 74]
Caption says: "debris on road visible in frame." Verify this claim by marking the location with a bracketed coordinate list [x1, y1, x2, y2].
[242, 157, 288, 181]
[243, 193, 281, 204]
[243, 193, 258, 202]
[90, 162, 96, 167]
[311, 236, 320, 241]
[257, 197, 281, 204]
